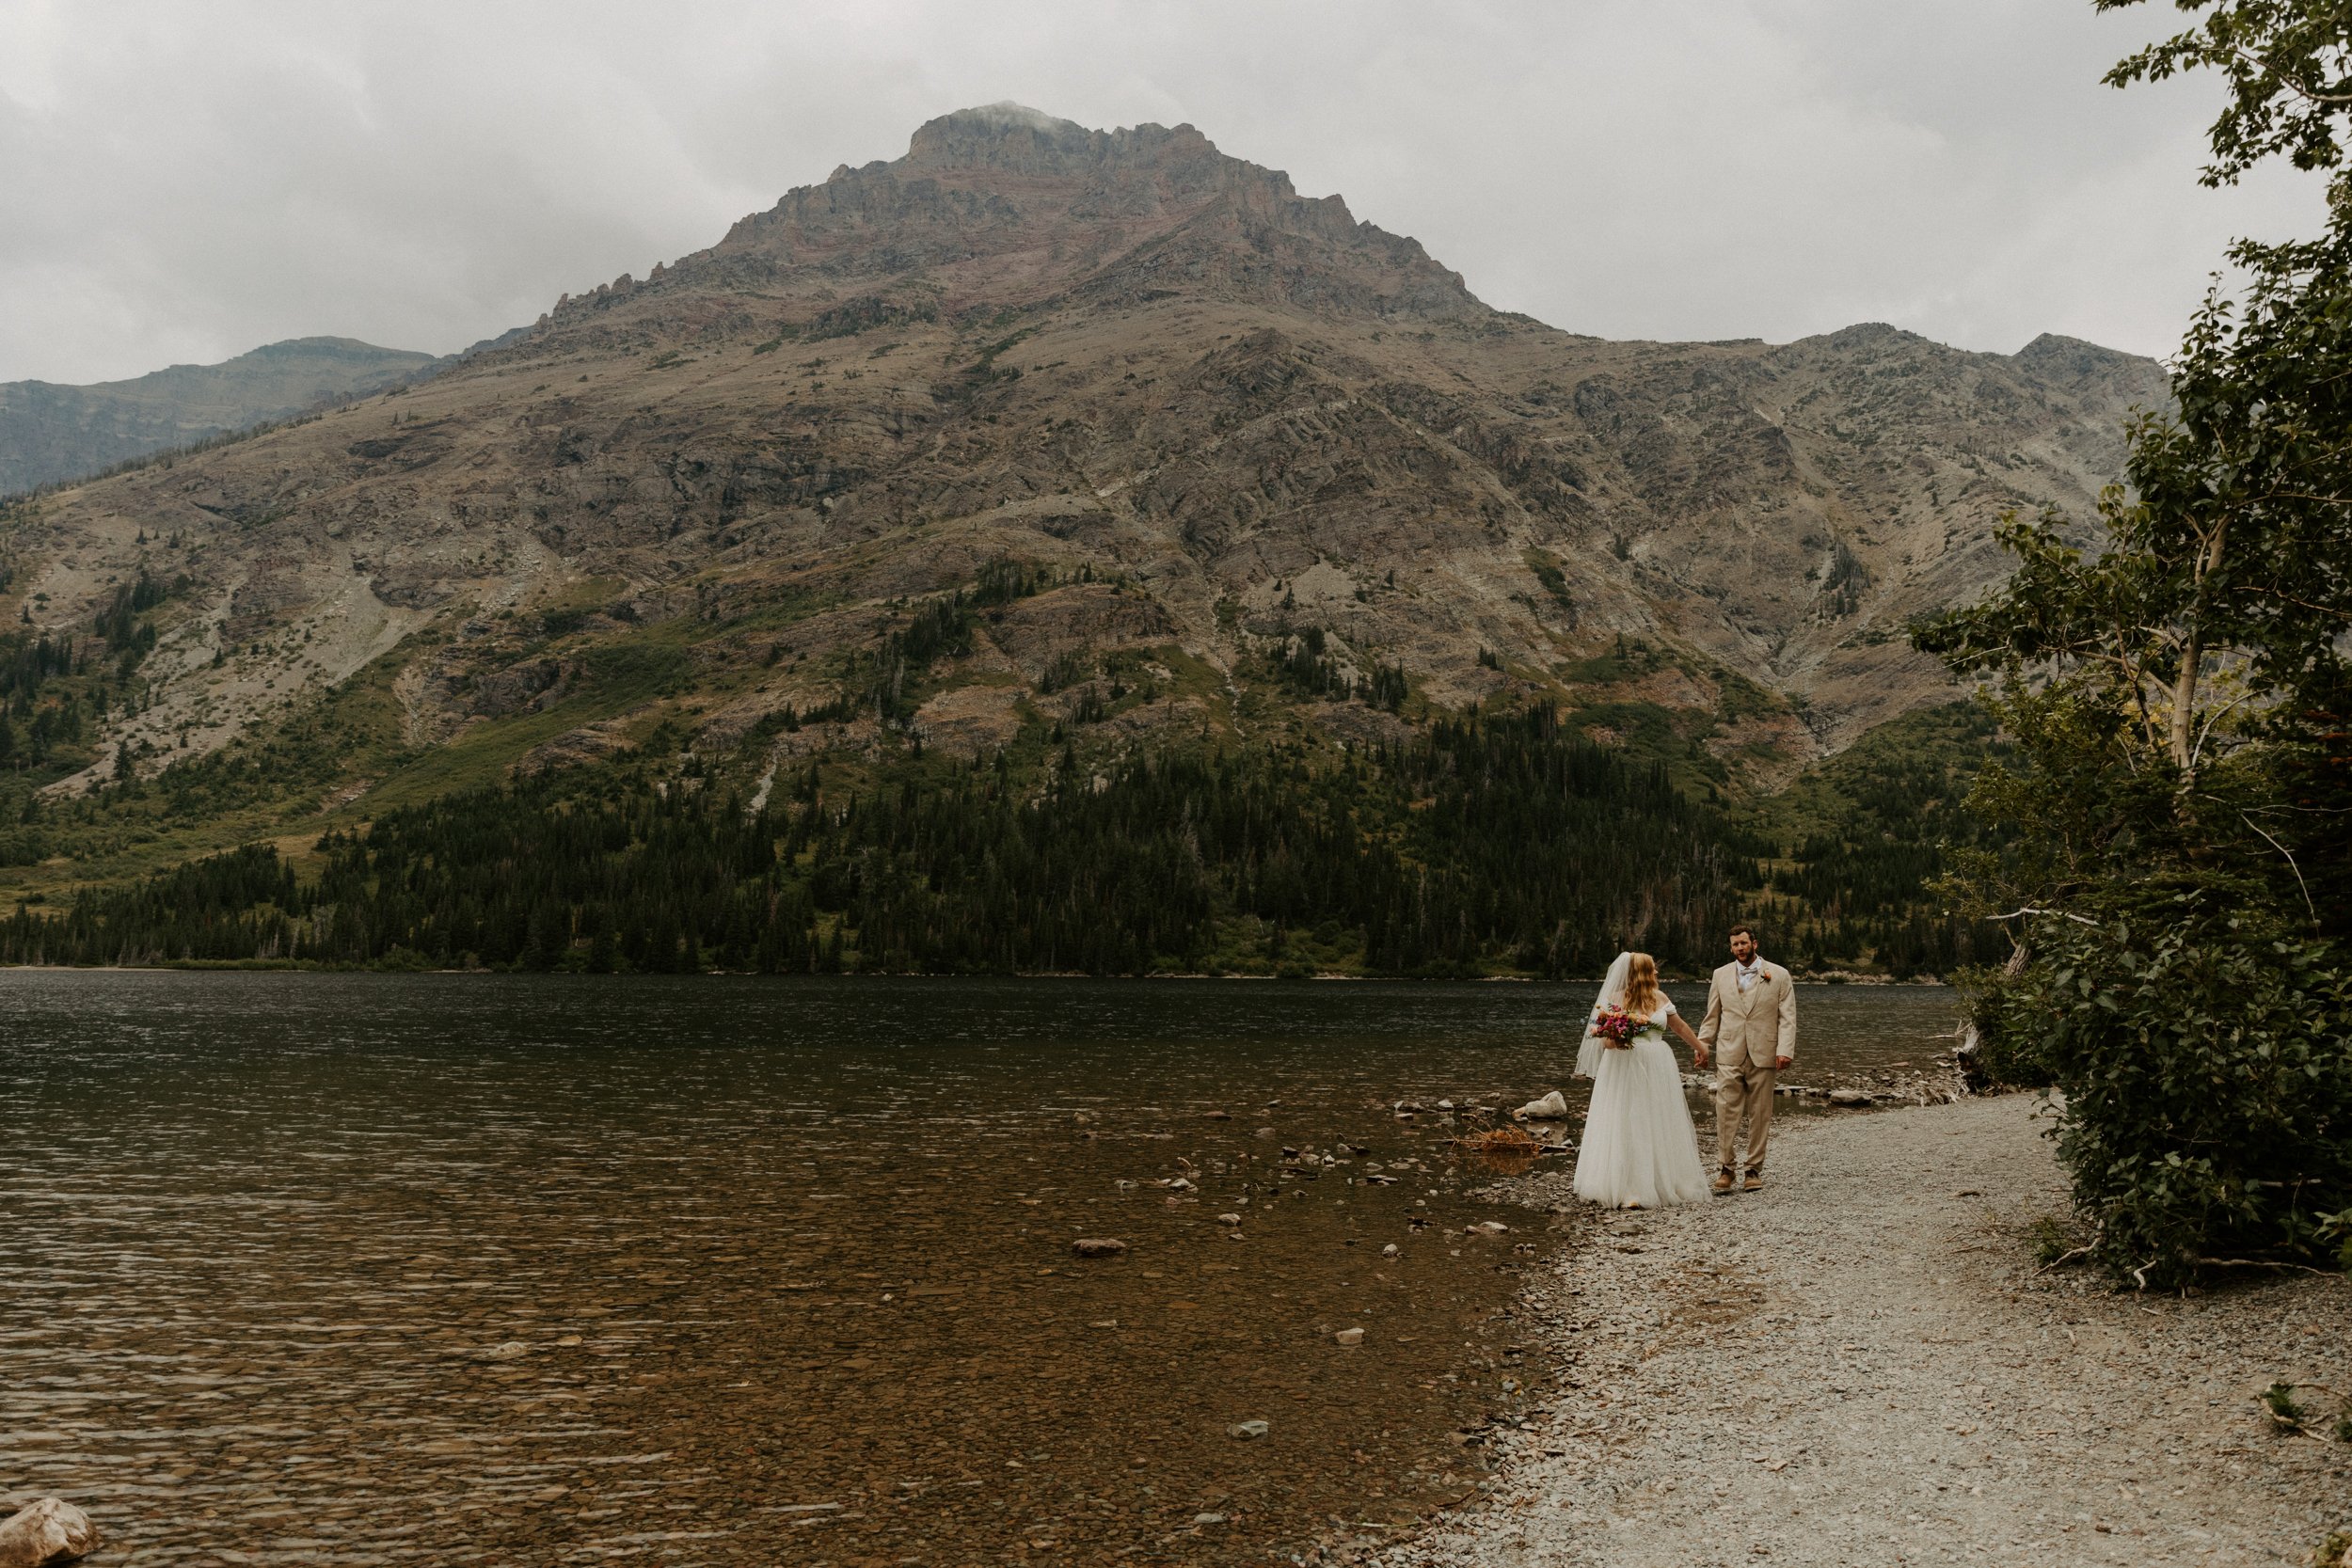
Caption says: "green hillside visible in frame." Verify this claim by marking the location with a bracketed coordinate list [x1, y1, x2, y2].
[0, 645, 2004, 978]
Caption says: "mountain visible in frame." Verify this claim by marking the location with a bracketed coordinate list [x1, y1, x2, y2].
[0, 105, 2166, 830]
[0, 336, 445, 497]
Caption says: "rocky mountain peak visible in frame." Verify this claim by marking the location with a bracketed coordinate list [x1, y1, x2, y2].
[694, 106, 1476, 321]
[930, 100, 1081, 135]
[2011, 332, 2170, 404]
[10, 107, 2173, 825]
[896, 103, 1213, 177]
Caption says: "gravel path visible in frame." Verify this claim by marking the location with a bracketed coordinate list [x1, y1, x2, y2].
[1383, 1095, 2352, 1567]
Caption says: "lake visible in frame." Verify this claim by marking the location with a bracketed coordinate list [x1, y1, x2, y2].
[0, 973, 1957, 1564]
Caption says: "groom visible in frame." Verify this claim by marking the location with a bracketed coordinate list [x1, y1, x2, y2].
[1697, 924, 1795, 1195]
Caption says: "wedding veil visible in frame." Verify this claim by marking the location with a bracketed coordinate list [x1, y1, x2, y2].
[1574, 950, 1633, 1079]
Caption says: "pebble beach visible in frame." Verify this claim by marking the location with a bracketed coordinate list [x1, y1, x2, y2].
[1370, 1094, 2352, 1568]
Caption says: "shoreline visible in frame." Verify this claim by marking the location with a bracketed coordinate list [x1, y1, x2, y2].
[1354, 1095, 2351, 1568]
[0, 962, 1957, 986]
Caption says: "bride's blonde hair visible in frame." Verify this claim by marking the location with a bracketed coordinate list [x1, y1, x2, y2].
[1622, 953, 1662, 1022]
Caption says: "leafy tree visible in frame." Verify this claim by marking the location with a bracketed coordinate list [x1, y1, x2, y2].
[1916, 0, 2352, 1284]
[2103, 0, 2352, 184]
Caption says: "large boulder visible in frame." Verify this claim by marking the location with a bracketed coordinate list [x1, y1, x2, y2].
[0, 1498, 100, 1567]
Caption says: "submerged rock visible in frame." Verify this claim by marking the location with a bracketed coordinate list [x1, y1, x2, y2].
[1071, 1237, 1128, 1258]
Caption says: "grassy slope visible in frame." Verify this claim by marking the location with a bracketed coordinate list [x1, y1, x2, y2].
[1755, 700, 2003, 853]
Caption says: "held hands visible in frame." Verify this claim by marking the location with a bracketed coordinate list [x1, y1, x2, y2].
[1693, 1048, 1710, 1069]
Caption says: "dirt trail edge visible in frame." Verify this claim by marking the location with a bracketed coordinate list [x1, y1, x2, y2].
[1383, 1096, 2351, 1568]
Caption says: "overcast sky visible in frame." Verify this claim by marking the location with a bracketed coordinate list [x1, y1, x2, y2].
[0, 0, 2327, 386]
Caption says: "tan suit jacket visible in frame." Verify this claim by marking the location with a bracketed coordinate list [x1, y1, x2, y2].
[1698, 959, 1797, 1068]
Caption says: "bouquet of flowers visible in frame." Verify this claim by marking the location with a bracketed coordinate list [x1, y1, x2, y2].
[1590, 1004, 1642, 1048]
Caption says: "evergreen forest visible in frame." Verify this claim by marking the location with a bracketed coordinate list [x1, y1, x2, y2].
[0, 704, 1993, 978]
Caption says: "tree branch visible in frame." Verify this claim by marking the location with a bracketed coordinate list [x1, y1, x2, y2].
[2191, 692, 2255, 770]
[2223, 42, 2352, 108]
[1987, 906, 2102, 927]
[2231, 583, 2352, 617]
[2239, 813, 2321, 930]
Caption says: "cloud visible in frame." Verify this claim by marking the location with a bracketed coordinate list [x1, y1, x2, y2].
[0, 0, 2328, 383]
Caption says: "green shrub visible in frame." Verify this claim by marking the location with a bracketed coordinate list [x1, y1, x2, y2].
[1988, 902, 2352, 1288]
[1951, 959, 2040, 1089]
[2260, 1382, 2306, 1432]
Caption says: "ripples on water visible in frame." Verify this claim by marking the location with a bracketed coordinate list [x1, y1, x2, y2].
[0, 973, 1953, 1563]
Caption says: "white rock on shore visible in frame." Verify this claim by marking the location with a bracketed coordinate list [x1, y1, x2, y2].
[0, 1498, 100, 1568]
[1382, 1095, 2352, 1568]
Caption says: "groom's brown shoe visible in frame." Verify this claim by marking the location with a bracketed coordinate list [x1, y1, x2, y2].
[1742, 1172, 1764, 1193]
[1711, 1170, 1736, 1195]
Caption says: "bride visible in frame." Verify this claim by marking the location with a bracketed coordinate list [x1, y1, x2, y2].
[1572, 950, 1713, 1209]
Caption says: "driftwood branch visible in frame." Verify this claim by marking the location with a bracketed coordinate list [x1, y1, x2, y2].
[2196, 1255, 2338, 1276]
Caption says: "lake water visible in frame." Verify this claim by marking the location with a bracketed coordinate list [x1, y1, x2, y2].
[0, 973, 1956, 1564]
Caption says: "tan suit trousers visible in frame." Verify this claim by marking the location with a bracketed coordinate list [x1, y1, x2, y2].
[1715, 1057, 1774, 1174]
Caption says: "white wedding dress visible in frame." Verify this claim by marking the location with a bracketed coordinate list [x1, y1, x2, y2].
[1572, 956, 1711, 1210]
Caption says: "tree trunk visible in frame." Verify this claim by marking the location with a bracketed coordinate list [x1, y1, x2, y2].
[2170, 622, 2201, 774]
[2170, 514, 2231, 776]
